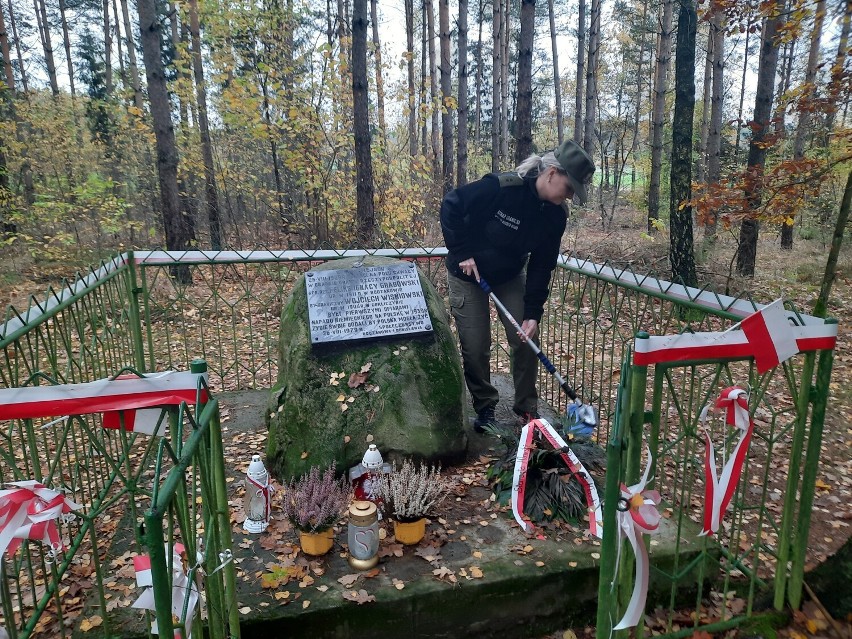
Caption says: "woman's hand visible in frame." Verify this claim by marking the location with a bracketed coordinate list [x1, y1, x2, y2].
[458, 258, 480, 282]
[519, 319, 538, 342]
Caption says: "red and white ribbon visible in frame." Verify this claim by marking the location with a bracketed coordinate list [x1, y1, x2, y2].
[511, 418, 603, 538]
[132, 542, 199, 639]
[613, 450, 661, 630]
[0, 371, 208, 422]
[699, 386, 752, 536]
[0, 481, 81, 559]
[246, 474, 275, 522]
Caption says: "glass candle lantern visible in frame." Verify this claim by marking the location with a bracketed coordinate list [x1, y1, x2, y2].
[347, 500, 379, 570]
[243, 454, 271, 534]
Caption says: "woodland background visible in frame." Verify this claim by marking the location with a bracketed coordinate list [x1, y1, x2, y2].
[0, 0, 849, 289]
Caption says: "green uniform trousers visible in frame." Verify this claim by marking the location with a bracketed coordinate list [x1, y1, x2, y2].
[448, 271, 538, 416]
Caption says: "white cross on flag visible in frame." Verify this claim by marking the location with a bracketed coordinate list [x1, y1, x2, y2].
[740, 298, 799, 373]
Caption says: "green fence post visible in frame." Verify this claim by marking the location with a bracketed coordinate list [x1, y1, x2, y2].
[788, 321, 836, 609]
[596, 352, 631, 639]
[773, 351, 816, 610]
[124, 251, 147, 372]
[145, 508, 176, 639]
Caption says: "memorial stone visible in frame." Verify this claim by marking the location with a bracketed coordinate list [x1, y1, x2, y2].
[266, 256, 467, 481]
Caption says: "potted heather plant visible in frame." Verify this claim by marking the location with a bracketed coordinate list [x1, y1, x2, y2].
[376, 459, 452, 545]
[282, 463, 351, 556]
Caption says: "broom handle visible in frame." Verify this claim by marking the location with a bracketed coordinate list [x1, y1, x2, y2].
[478, 278, 578, 402]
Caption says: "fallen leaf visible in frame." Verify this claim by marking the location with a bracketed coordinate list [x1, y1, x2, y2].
[470, 566, 483, 578]
[360, 362, 373, 373]
[341, 404, 349, 412]
[79, 616, 103, 632]
[338, 573, 360, 587]
[239, 606, 251, 614]
[300, 451, 308, 459]
[348, 371, 369, 388]
[302, 600, 311, 609]
[342, 589, 376, 604]
[336, 394, 346, 402]
[344, 435, 351, 443]
[366, 434, 374, 442]
[392, 578, 405, 590]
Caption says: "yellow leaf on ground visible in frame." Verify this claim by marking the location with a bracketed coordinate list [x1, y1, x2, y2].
[300, 451, 308, 459]
[80, 616, 103, 632]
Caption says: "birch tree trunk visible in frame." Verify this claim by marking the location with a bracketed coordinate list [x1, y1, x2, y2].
[783, 0, 825, 249]
[574, 0, 585, 144]
[352, 0, 376, 243]
[457, 0, 469, 185]
[736, 0, 786, 277]
[647, 0, 673, 231]
[670, 0, 697, 287]
[824, 0, 851, 139]
[515, 0, 535, 163]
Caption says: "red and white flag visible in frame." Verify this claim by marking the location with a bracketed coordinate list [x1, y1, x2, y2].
[740, 299, 798, 374]
[103, 409, 165, 435]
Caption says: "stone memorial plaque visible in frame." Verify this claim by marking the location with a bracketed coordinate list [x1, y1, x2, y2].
[305, 263, 433, 344]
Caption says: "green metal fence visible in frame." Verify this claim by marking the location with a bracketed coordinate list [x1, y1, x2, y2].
[0, 248, 838, 637]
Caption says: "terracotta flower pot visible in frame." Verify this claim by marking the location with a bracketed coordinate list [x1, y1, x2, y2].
[299, 528, 334, 556]
[393, 518, 426, 545]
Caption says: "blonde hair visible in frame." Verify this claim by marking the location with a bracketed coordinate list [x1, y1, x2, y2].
[515, 151, 565, 178]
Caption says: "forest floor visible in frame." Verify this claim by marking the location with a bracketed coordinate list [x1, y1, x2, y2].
[0, 212, 850, 639]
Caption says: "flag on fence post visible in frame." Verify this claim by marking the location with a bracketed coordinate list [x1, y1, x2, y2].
[739, 299, 798, 374]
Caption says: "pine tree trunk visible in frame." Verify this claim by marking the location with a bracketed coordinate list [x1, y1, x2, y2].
[648, 0, 673, 231]
[499, 0, 509, 160]
[515, 0, 534, 163]
[369, 0, 386, 146]
[58, 0, 75, 97]
[0, 2, 14, 93]
[439, 0, 453, 192]
[7, 0, 26, 92]
[670, 0, 697, 287]
[736, 0, 785, 277]
[696, 22, 712, 185]
[824, 0, 851, 139]
[784, 0, 825, 250]
[474, 0, 483, 145]
[426, 0, 440, 180]
[120, 0, 145, 112]
[188, 0, 222, 250]
[734, 24, 751, 162]
[491, 0, 502, 171]
[583, 0, 600, 161]
[420, 1, 428, 158]
[704, 5, 724, 238]
[352, 0, 376, 243]
[34, 0, 59, 95]
[628, 0, 648, 192]
[547, 0, 562, 144]
[457, 0, 469, 186]
[404, 0, 417, 157]
[103, 0, 113, 94]
[138, 0, 194, 281]
[573, 0, 585, 144]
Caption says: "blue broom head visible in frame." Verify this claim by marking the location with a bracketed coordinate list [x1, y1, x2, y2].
[566, 400, 597, 438]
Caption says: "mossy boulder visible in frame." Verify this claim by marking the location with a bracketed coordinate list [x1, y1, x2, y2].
[266, 256, 468, 481]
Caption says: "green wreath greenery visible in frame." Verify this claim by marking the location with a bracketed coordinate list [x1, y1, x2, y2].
[484, 420, 606, 526]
